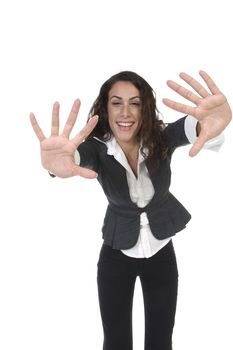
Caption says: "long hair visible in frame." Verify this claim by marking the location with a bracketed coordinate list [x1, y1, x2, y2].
[87, 71, 168, 171]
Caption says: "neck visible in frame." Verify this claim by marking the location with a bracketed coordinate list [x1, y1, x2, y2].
[116, 139, 140, 157]
[116, 139, 140, 178]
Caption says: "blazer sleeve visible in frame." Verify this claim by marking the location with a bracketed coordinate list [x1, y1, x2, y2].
[77, 139, 100, 173]
[163, 116, 190, 154]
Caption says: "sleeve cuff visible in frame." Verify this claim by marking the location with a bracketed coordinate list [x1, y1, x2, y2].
[184, 115, 198, 144]
[48, 171, 56, 178]
[75, 150, 81, 165]
[184, 115, 225, 152]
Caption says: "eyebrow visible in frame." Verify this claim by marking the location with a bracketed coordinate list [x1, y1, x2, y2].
[110, 95, 141, 100]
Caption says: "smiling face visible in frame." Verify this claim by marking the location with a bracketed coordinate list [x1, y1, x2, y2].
[107, 81, 142, 147]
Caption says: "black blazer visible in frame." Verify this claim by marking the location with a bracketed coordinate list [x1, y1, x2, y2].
[78, 116, 191, 249]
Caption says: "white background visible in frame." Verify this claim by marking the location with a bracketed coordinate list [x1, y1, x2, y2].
[0, 0, 232, 349]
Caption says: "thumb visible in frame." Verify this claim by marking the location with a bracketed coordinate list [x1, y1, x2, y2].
[72, 165, 97, 179]
[189, 133, 207, 157]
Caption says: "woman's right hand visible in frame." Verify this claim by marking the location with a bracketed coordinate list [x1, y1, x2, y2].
[30, 99, 99, 179]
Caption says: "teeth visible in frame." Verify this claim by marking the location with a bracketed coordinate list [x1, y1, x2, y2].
[117, 122, 134, 127]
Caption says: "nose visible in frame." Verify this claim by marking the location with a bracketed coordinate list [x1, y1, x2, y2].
[121, 103, 130, 118]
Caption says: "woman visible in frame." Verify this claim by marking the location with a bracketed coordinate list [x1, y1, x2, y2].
[30, 70, 232, 350]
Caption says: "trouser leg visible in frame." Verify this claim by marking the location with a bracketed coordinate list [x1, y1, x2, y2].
[139, 241, 178, 350]
[97, 244, 137, 350]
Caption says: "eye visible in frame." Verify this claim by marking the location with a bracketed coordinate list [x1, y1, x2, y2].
[111, 101, 121, 105]
[131, 102, 141, 106]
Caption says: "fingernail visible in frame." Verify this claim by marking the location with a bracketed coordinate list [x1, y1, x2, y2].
[89, 115, 98, 121]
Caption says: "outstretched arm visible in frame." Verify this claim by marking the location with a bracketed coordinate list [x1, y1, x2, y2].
[30, 99, 99, 178]
[162, 70, 232, 157]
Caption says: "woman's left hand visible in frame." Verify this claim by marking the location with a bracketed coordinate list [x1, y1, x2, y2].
[162, 70, 232, 157]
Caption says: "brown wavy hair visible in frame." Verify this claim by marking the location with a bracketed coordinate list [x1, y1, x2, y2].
[87, 71, 168, 172]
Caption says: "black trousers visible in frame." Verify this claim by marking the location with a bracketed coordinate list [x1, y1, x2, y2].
[97, 240, 178, 350]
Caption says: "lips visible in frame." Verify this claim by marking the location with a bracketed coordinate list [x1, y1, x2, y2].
[116, 121, 135, 132]
[116, 121, 134, 127]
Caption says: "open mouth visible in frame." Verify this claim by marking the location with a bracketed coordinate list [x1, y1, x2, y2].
[116, 121, 134, 131]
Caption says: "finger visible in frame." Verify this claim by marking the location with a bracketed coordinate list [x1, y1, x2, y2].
[71, 115, 99, 146]
[62, 99, 81, 138]
[51, 102, 60, 136]
[162, 98, 199, 118]
[72, 165, 97, 179]
[179, 72, 210, 98]
[189, 133, 207, 157]
[166, 80, 201, 105]
[30, 113, 46, 142]
[199, 70, 222, 95]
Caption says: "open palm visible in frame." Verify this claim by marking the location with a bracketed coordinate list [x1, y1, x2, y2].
[30, 99, 99, 178]
[163, 70, 232, 156]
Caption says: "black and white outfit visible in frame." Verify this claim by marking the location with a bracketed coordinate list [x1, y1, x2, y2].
[77, 116, 223, 350]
